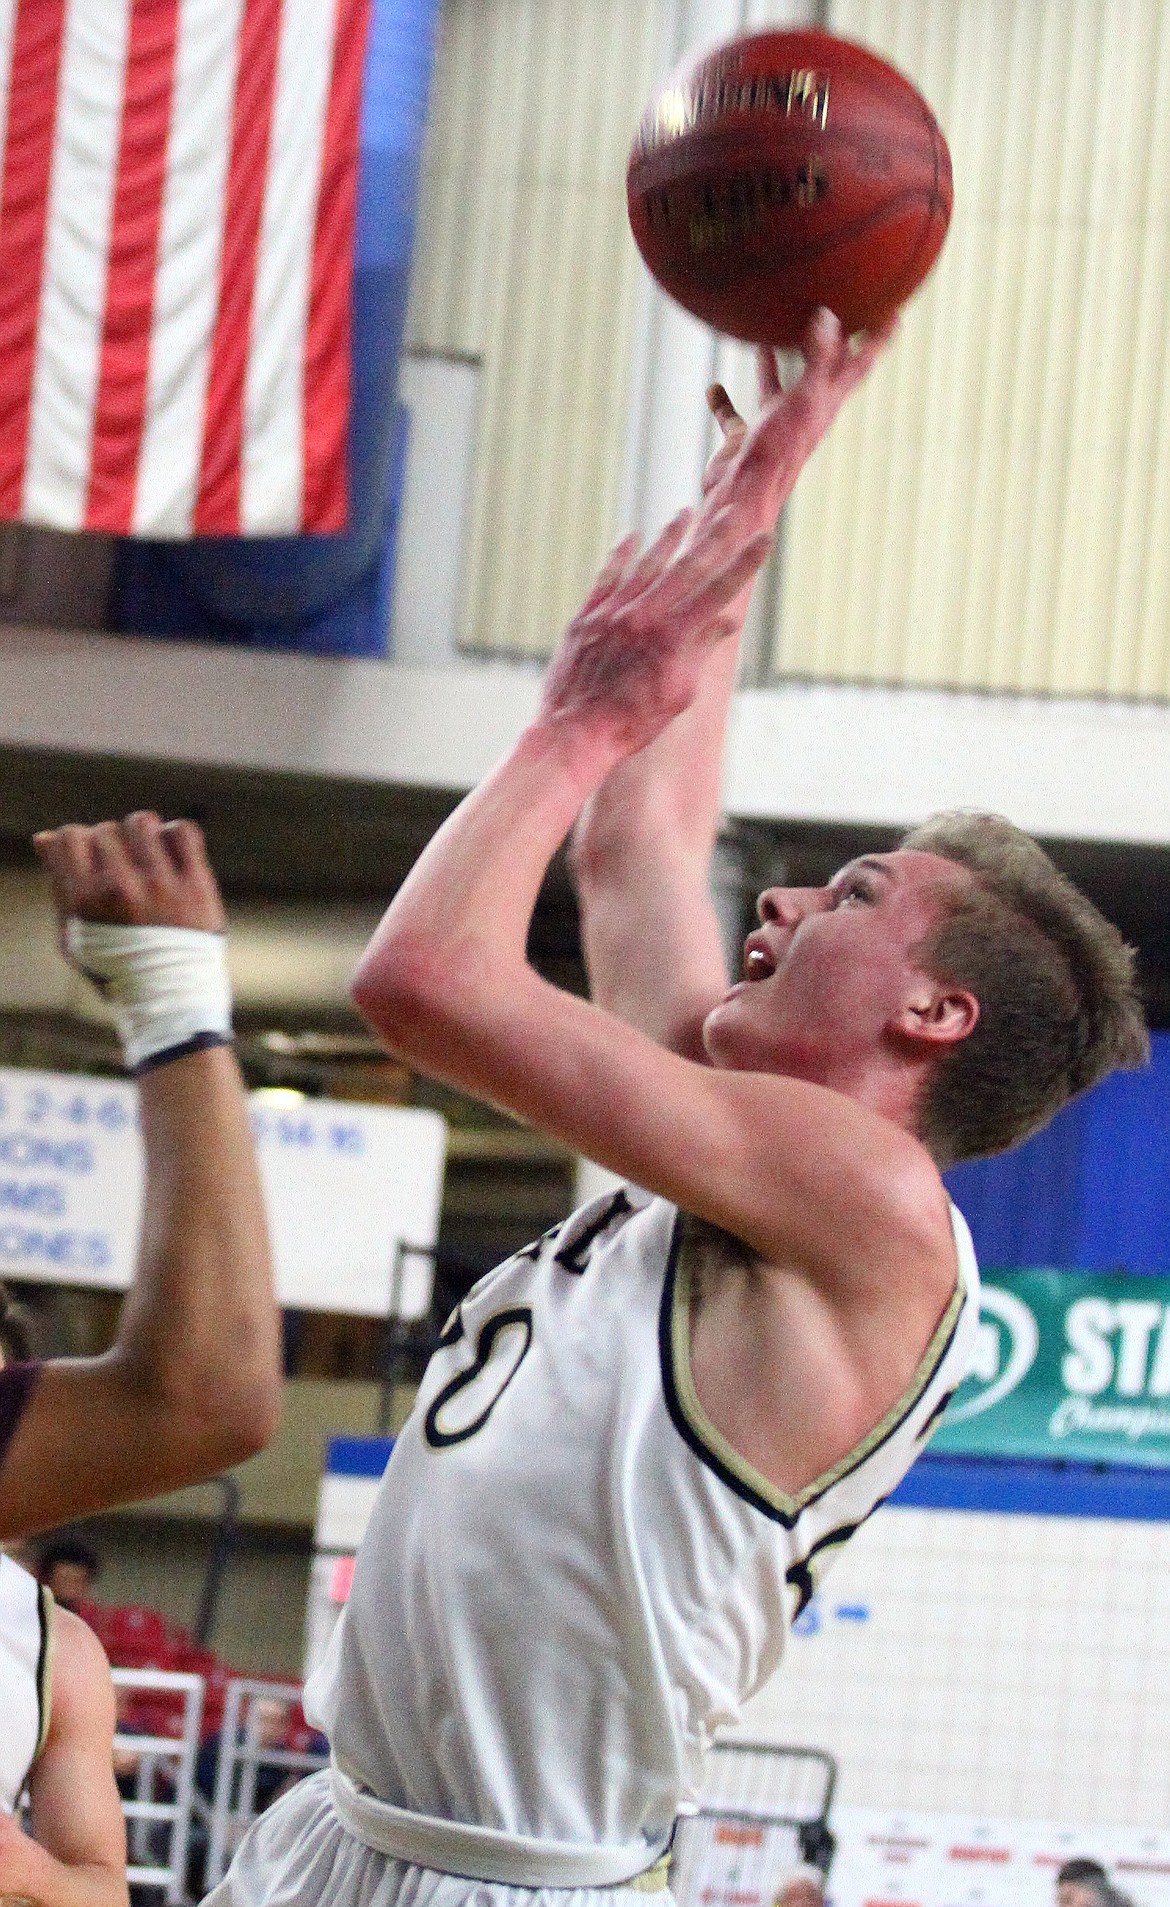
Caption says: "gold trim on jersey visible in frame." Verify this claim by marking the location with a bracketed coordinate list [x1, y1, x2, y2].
[628, 1848, 672, 1891]
[35, 1583, 53, 1757]
[667, 1214, 966, 1522]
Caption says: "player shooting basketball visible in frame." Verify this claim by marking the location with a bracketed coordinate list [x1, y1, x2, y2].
[205, 311, 1145, 1907]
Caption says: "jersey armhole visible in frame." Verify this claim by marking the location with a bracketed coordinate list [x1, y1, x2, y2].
[658, 1211, 969, 1529]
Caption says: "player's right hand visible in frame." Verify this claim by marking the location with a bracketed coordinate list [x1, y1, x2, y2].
[701, 309, 896, 538]
[33, 813, 227, 941]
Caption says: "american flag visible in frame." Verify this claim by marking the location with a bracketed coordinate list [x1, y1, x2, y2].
[0, 0, 371, 537]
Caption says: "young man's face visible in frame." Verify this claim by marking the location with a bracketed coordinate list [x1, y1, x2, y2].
[703, 848, 973, 1085]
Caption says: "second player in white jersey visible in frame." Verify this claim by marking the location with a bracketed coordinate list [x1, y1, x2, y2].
[0, 1552, 50, 1816]
[308, 1188, 978, 1861]
[0, 1552, 128, 1907]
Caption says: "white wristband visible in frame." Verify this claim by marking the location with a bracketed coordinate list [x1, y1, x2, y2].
[65, 920, 233, 1073]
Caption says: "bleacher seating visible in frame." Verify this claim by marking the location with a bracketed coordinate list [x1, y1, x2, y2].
[82, 1601, 256, 1745]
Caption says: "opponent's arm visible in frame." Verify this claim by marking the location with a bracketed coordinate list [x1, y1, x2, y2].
[353, 314, 941, 1291]
[570, 321, 891, 1057]
[0, 1607, 128, 1907]
[0, 816, 280, 1538]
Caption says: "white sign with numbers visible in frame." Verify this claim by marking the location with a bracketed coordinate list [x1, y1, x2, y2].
[0, 1068, 445, 1317]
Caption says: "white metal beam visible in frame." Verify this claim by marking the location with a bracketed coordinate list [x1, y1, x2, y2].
[2, 627, 1170, 845]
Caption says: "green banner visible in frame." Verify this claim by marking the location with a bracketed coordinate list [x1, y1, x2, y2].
[933, 1269, 1170, 1468]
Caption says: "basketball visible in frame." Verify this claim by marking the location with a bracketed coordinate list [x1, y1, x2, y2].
[626, 29, 952, 347]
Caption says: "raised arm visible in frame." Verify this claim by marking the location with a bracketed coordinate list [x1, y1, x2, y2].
[570, 320, 891, 1058]
[568, 549, 743, 1061]
[0, 815, 280, 1538]
[351, 314, 936, 1284]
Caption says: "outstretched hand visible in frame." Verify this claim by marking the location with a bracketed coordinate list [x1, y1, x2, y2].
[702, 306, 896, 531]
[540, 308, 894, 759]
[538, 501, 772, 756]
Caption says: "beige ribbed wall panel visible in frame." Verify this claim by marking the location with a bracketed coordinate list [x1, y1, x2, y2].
[773, 0, 1170, 696]
[406, 0, 664, 658]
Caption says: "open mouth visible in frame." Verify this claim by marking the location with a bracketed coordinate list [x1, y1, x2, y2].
[741, 933, 776, 982]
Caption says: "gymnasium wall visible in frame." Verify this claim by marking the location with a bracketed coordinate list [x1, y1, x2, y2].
[737, 1496, 1170, 1826]
[419, 0, 1170, 700]
[945, 1033, 1170, 1275]
[776, 0, 1170, 696]
[405, 0, 664, 659]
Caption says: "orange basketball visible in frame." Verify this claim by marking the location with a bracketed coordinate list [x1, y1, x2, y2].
[627, 29, 952, 347]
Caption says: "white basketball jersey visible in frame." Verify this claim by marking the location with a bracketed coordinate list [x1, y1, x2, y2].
[0, 1555, 51, 1814]
[307, 1189, 978, 1856]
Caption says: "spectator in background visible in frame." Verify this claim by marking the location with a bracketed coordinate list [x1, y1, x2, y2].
[35, 1536, 101, 1612]
[196, 1696, 302, 1816]
[187, 1695, 326, 1899]
[1057, 1858, 1134, 1907]
[774, 1867, 825, 1907]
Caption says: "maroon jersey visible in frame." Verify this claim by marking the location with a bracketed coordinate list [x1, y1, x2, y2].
[0, 1362, 40, 1471]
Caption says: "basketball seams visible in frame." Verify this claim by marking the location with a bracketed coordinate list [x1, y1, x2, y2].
[629, 120, 939, 203]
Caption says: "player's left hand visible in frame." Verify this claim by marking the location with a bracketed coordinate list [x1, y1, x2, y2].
[538, 501, 772, 757]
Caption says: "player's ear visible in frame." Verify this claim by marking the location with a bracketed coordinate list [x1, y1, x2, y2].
[894, 978, 979, 1049]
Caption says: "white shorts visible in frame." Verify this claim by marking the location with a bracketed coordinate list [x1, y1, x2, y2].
[201, 1770, 676, 1907]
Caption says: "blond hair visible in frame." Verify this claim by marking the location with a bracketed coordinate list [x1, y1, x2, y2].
[902, 813, 1148, 1165]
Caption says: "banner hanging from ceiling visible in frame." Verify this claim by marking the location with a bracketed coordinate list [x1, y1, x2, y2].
[933, 1267, 1170, 1469]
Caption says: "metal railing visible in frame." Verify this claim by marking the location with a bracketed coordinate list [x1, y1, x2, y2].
[670, 1741, 838, 1907]
[111, 1677, 832, 1907]
[204, 1679, 328, 1890]
[111, 1668, 205, 1904]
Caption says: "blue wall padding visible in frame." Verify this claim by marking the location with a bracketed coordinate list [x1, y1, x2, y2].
[326, 1436, 395, 1477]
[112, 0, 439, 654]
[892, 1451, 1170, 1521]
[945, 1031, 1170, 1274]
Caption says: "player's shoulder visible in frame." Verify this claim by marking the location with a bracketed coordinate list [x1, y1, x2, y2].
[792, 1094, 958, 1294]
[872, 1128, 957, 1262]
[45, 1604, 116, 1737]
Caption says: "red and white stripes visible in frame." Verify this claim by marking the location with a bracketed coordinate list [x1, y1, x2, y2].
[0, 0, 369, 537]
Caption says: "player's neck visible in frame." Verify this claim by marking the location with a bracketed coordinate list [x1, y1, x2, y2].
[768, 1043, 931, 1145]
